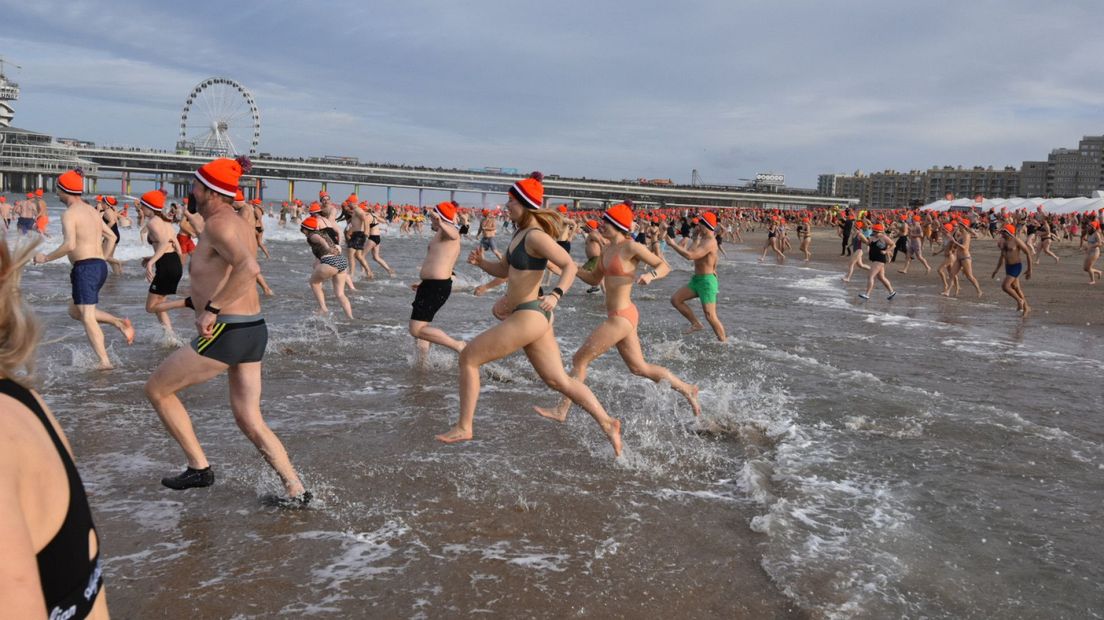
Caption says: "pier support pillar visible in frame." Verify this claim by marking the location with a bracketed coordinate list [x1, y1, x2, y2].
[386, 186, 392, 205]
[288, 180, 295, 202]
[481, 192, 487, 209]
[449, 190, 456, 203]
[418, 188, 424, 208]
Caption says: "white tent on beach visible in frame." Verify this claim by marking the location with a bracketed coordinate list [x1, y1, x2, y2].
[919, 196, 1104, 214]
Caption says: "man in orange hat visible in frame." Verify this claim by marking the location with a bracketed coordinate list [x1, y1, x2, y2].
[138, 190, 184, 336]
[991, 224, 1032, 315]
[33, 188, 50, 238]
[0, 195, 10, 230]
[341, 200, 373, 280]
[667, 211, 727, 342]
[33, 170, 135, 369]
[144, 158, 309, 504]
[14, 192, 37, 234]
[409, 201, 466, 360]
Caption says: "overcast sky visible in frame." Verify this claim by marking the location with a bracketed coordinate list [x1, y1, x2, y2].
[3, 0, 1104, 188]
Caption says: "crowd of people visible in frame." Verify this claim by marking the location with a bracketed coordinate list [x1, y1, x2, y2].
[5, 158, 1104, 617]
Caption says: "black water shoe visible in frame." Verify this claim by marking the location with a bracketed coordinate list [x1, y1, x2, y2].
[161, 466, 215, 490]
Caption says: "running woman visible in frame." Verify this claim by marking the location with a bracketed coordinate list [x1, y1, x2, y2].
[534, 202, 700, 422]
[668, 212, 727, 342]
[991, 223, 1032, 315]
[301, 215, 354, 318]
[898, 215, 932, 274]
[797, 216, 812, 262]
[409, 201, 466, 358]
[365, 206, 395, 277]
[435, 173, 621, 456]
[943, 219, 983, 297]
[1083, 220, 1102, 284]
[138, 190, 184, 336]
[250, 199, 270, 260]
[856, 223, 897, 300]
[33, 170, 135, 370]
[841, 221, 870, 282]
[145, 157, 310, 503]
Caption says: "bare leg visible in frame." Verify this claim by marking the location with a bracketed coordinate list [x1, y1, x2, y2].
[145, 293, 174, 335]
[409, 319, 465, 352]
[670, 286, 703, 333]
[474, 277, 507, 296]
[332, 273, 354, 318]
[534, 318, 628, 422]
[70, 303, 134, 369]
[355, 250, 373, 279]
[617, 329, 700, 416]
[144, 347, 229, 468]
[524, 328, 621, 456]
[228, 362, 305, 497]
[701, 302, 727, 342]
[369, 245, 395, 276]
[256, 273, 274, 296]
[309, 264, 335, 314]
[960, 262, 983, 296]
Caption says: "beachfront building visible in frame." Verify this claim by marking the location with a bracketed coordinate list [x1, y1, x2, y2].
[1020, 161, 1048, 196]
[925, 166, 1020, 203]
[1022, 135, 1104, 198]
[821, 169, 928, 209]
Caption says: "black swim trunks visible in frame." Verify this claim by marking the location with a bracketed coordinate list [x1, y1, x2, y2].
[149, 253, 183, 295]
[368, 234, 382, 246]
[191, 315, 267, 365]
[410, 279, 452, 322]
[348, 231, 367, 250]
[17, 217, 35, 234]
[70, 258, 108, 305]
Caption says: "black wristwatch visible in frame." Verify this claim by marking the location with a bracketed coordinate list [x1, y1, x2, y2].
[204, 301, 221, 315]
[552, 287, 564, 298]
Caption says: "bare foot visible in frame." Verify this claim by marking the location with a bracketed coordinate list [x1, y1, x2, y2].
[683, 324, 704, 335]
[435, 426, 473, 444]
[605, 418, 622, 457]
[686, 384, 701, 417]
[534, 404, 568, 423]
[473, 286, 488, 297]
[364, 272, 375, 281]
[897, 269, 908, 274]
[347, 282, 358, 292]
[454, 341, 467, 353]
[388, 270, 396, 277]
[940, 291, 951, 297]
[96, 360, 114, 371]
[841, 277, 850, 282]
[1021, 303, 1032, 316]
[120, 319, 135, 345]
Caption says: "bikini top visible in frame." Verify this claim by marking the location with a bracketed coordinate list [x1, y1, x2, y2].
[602, 243, 635, 277]
[0, 379, 102, 616]
[508, 229, 547, 271]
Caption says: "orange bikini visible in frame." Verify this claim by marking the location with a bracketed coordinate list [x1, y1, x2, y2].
[603, 244, 639, 328]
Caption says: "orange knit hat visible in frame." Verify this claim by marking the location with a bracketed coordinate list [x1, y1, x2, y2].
[195, 158, 242, 198]
[57, 169, 84, 195]
[140, 189, 166, 212]
[701, 212, 718, 231]
[103, 196, 118, 207]
[509, 172, 544, 210]
[603, 201, 634, 233]
[35, 188, 43, 197]
[300, 215, 323, 231]
[1002, 223, 1016, 235]
[434, 200, 458, 226]
[250, 198, 262, 205]
[308, 202, 322, 213]
[234, 189, 245, 202]
[872, 223, 885, 232]
[585, 220, 599, 230]
[556, 204, 568, 214]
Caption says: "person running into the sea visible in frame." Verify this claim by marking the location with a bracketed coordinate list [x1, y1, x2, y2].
[250, 199, 271, 260]
[1035, 216, 1060, 264]
[841, 221, 871, 282]
[177, 197, 200, 262]
[668, 212, 727, 342]
[233, 192, 276, 296]
[758, 217, 785, 263]
[1083, 220, 1102, 284]
[300, 215, 354, 318]
[435, 172, 621, 456]
[0, 196, 10, 229]
[534, 202, 700, 423]
[33, 170, 134, 370]
[839, 211, 854, 256]
[583, 219, 607, 293]
[144, 157, 309, 503]
[855, 222, 897, 300]
[943, 219, 983, 297]
[15, 194, 37, 235]
[344, 202, 373, 280]
[409, 201, 465, 359]
[365, 205, 395, 277]
[932, 221, 961, 295]
[138, 190, 184, 337]
[890, 215, 909, 262]
[98, 196, 124, 275]
[0, 235, 110, 618]
[898, 215, 932, 274]
[797, 216, 812, 262]
[33, 188, 51, 238]
[477, 208, 503, 260]
[991, 223, 1032, 315]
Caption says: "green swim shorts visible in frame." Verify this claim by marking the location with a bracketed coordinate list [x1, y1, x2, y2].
[687, 273, 719, 304]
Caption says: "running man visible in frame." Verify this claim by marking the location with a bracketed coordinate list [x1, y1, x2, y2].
[535, 202, 699, 422]
[991, 223, 1033, 315]
[477, 209, 503, 260]
[344, 202, 373, 280]
[15, 194, 37, 235]
[435, 172, 621, 455]
[139, 190, 184, 336]
[144, 158, 309, 503]
[668, 212, 727, 342]
[409, 201, 466, 358]
[33, 170, 135, 370]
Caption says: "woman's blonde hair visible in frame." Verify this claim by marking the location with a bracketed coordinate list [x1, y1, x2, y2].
[518, 209, 563, 239]
[0, 235, 41, 381]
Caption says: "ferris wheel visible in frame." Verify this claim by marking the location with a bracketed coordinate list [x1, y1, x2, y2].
[177, 77, 260, 157]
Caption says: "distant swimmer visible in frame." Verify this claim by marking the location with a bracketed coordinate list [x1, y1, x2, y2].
[991, 223, 1032, 315]
[535, 202, 700, 423]
[668, 212, 727, 342]
[409, 201, 465, 359]
[33, 170, 134, 370]
[855, 222, 897, 300]
[144, 158, 309, 504]
[435, 173, 621, 456]
[943, 218, 983, 298]
[0, 236, 109, 618]
[897, 215, 932, 274]
[138, 190, 184, 336]
[250, 199, 271, 260]
[300, 215, 354, 318]
[1083, 220, 1102, 284]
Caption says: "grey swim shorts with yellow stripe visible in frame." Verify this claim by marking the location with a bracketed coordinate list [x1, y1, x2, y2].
[190, 314, 268, 365]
